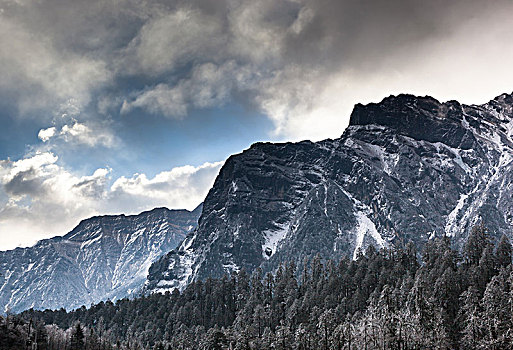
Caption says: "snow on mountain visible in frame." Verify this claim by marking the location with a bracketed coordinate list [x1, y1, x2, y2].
[0, 205, 202, 313]
[146, 92, 513, 293]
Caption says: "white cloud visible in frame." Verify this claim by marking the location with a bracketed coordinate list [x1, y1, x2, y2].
[4, 0, 513, 142]
[2, 152, 59, 183]
[0, 152, 109, 206]
[0, 151, 110, 249]
[60, 122, 115, 148]
[290, 6, 315, 35]
[38, 127, 56, 142]
[37, 121, 117, 148]
[110, 161, 223, 212]
[0, 152, 223, 250]
[115, 0, 513, 141]
[257, 5, 513, 141]
[121, 83, 187, 118]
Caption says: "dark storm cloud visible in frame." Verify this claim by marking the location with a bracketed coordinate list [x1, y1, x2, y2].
[2, 0, 511, 134]
[279, 0, 503, 75]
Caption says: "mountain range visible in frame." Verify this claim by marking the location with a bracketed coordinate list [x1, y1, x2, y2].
[0, 205, 201, 313]
[5, 92, 513, 313]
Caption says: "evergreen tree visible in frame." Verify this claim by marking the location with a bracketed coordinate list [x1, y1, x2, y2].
[496, 234, 512, 268]
[464, 222, 491, 266]
[70, 322, 85, 350]
[459, 285, 482, 349]
[479, 268, 512, 348]
[201, 327, 227, 350]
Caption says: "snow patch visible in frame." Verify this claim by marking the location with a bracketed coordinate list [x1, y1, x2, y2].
[157, 280, 176, 287]
[80, 234, 102, 249]
[177, 250, 198, 290]
[25, 263, 35, 272]
[222, 261, 240, 273]
[352, 211, 385, 260]
[182, 232, 196, 250]
[231, 181, 238, 194]
[432, 142, 472, 174]
[445, 193, 469, 237]
[323, 183, 328, 216]
[262, 222, 290, 259]
[125, 228, 145, 245]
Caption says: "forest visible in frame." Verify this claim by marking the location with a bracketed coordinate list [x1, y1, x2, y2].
[2, 223, 513, 350]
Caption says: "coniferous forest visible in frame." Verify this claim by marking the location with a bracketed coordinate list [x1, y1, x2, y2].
[3, 224, 513, 350]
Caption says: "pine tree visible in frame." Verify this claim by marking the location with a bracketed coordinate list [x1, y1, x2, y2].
[479, 269, 512, 348]
[476, 244, 498, 294]
[496, 234, 512, 268]
[201, 327, 227, 350]
[459, 286, 481, 347]
[70, 322, 85, 350]
[464, 223, 491, 266]
[317, 309, 336, 350]
[153, 341, 165, 350]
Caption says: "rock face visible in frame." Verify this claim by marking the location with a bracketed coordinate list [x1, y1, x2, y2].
[0, 205, 202, 313]
[146, 93, 513, 293]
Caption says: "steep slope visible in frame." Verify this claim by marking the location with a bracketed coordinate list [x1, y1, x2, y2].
[0, 205, 202, 313]
[146, 93, 513, 292]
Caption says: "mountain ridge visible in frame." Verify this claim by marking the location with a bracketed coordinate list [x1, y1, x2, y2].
[0, 204, 202, 313]
[145, 91, 513, 294]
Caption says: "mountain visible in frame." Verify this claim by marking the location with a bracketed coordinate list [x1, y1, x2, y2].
[0, 205, 202, 313]
[146, 92, 513, 292]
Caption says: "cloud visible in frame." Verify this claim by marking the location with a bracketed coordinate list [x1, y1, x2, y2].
[37, 121, 117, 148]
[1, 152, 58, 177]
[4, 0, 513, 141]
[110, 161, 223, 212]
[0, 15, 110, 115]
[38, 127, 56, 142]
[0, 152, 222, 250]
[60, 122, 116, 148]
[120, 7, 226, 76]
[112, 0, 513, 140]
[121, 83, 187, 118]
[0, 151, 109, 248]
[121, 61, 248, 117]
[0, 152, 60, 199]
[0, 152, 108, 206]
[72, 168, 111, 199]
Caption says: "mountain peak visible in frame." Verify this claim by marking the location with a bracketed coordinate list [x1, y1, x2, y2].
[483, 92, 513, 119]
[346, 93, 468, 148]
[490, 92, 513, 103]
[348, 94, 456, 128]
[63, 207, 198, 241]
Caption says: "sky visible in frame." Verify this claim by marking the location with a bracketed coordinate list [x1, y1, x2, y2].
[2, 0, 513, 250]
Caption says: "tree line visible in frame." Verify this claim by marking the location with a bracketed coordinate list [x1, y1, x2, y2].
[4, 223, 513, 349]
